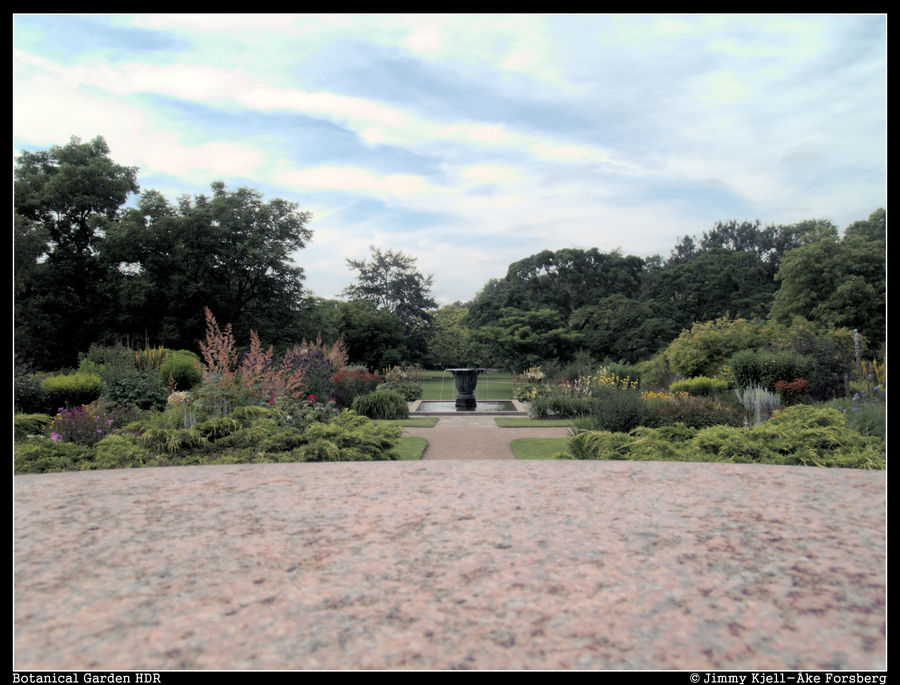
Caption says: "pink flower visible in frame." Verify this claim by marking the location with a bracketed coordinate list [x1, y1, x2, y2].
[51, 432, 61, 442]
[308, 394, 317, 404]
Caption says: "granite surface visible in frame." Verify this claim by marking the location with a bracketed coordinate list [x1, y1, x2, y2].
[14, 459, 885, 671]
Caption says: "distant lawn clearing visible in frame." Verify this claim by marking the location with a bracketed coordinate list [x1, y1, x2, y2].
[395, 436, 428, 460]
[510, 437, 571, 460]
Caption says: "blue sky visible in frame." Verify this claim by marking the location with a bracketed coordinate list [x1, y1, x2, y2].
[13, 14, 887, 305]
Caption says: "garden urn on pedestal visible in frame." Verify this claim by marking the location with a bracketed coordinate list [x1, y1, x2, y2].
[445, 368, 487, 409]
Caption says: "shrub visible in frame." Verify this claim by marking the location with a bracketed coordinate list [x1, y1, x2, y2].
[730, 349, 815, 392]
[14, 439, 95, 474]
[774, 378, 811, 405]
[158, 351, 203, 390]
[378, 380, 423, 401]
[669, 376, 730, 397]
[665, 317, 763, 378]
[43, 372, 103, 409]
[14, 414, 54, 442]
[15, 374, 49, 413]
[49, 402, 137, 446]
[572, 386, 645, 433]
[736, 385, 781, 424]
[642, 395, 744, 429]
[331, 367, 382, 408]
[528, 385, 594, 418]
[351, 389, 409, 420]
[102, 367, 170, 410]
[567, 405, 884, 469]
[294, 411, 402, 461]
[92, 434, 158, 469]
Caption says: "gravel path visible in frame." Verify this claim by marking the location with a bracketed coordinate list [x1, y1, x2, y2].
[14, 455, 885, 671]
[404, 414, 570, 460]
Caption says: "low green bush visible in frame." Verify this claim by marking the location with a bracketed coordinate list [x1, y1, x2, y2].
[669, 376, 730, 397]
[102, 367, 169, 410]
[642, 395, 744, 429]
[15, 374, 50, 413]
[568, 405, 884, 469]
[351, 389, 409, 420]
[158, 351, 202, 390]
[378, 381, 423, 401]
[295, 411, 402, 461]
[14, 414, 53, 442]
[14, 439, 95, 473]
[42, 372, 103, 409]
[730, 349, 815, 393]
[571, 386, 645, 433]
[331, 367, 382, 407]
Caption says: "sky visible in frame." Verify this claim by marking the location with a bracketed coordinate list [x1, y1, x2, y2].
[13, 14, 887, 306]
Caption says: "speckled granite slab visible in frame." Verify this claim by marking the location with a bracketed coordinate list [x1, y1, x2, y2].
[14, 460, 886, 670]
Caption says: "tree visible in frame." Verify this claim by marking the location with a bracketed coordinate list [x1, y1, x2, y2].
[14, 136, 140, 369]
[770, 209, 885, 348]
[103, 182, 314, 349]
[426, 303, 472, 368]
[332, 300, 408, 370]
[471, 307, 584, 372]
[343, 247, 437, 327]
[342, 246, 437, 363]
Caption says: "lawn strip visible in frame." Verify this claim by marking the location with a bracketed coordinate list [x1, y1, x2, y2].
[510, 437, 572, 460]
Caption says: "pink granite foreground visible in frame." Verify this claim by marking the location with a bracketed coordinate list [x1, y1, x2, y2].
[14, 460, 885, 670]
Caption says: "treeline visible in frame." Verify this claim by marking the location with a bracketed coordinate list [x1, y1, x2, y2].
[14, 135, 885, 377]
[460, 209, 885, 372]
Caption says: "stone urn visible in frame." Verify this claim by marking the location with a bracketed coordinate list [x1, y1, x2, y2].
[446, 368, 487, 409]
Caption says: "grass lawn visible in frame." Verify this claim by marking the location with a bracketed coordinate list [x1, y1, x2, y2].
[510, 437, 572, 460]
[395, 436, 428, 460]
[419, 370, 514, 401]
[495, 417, 574, 428]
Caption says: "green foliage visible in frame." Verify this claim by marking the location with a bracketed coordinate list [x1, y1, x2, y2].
[15, 374, 50, 413]
[42, 372, 103, 409]
[294, 411, 402, 461]
[664, 317, 763, 378]
[158, 351, 202, 390]
[351, 389, 410, 420]
[331, 367, 383, 407]
[473, 307, 584, 373]
[528, 386, 594, 419]
[569, 405, 884, 469]
[102, 367, 170, 410]
[14, 439, 96, 473]
[92, 434, 158, 469]
[735, 385, 781, 424]
[668, 376, 730, 397]
[426, 303, 472, 368]
[14, 414, 54, 442]
[771, 209, 885, 347]
[570, 386, 646, 433]
[641, 396, 744, 429]
[729, 349, 815, 392]
[14, 135, 140, 370]
[378, 381, 423, 401]
[820, 398, 886, 442]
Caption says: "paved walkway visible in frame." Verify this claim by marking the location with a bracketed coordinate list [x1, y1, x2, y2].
[14, 446, 885, 671]
[403, 414, 570, 460]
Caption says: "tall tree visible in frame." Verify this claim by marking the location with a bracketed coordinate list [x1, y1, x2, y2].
[104, 182, 314, 349]
[14, 136, 140, 369]
[342, 246, 437, 363]
[770, 209, 885, 348]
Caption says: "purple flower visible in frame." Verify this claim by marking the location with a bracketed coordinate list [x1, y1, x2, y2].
[51, 432, 61, 442]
